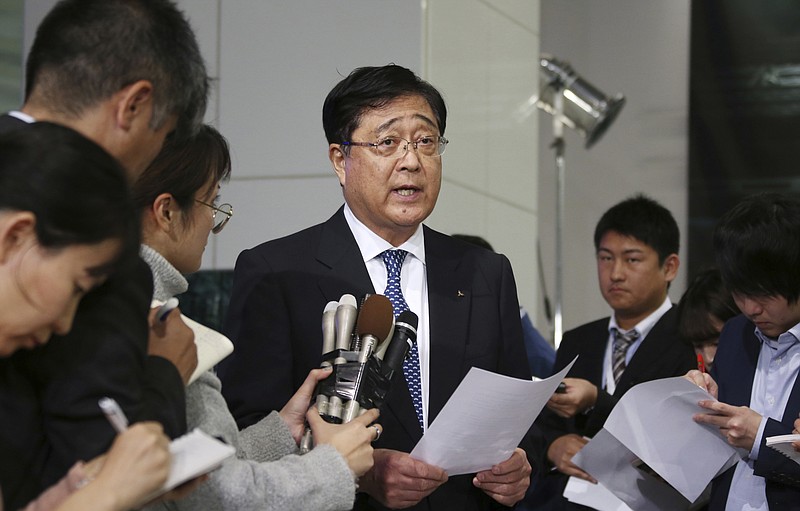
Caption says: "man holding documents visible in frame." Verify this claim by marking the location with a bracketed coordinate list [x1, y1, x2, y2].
[220, 64, 537, 510]
[533, 195, 696, 510]
[687, 193, 800, 510]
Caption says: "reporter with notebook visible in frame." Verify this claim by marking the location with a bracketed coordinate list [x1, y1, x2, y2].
[686, 193, 800, 510]
[134, 125, 381, 511]
[0, 123, 179, 511]
[0, 1, 209, 507]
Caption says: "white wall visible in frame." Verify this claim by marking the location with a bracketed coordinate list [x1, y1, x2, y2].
[20, 1, 689, 342]
[535, 0, 690, 335]
[25, 2, 675, 340]
[23, 0, 542, 314]
[425, 0, 541, 319]
[208, 1, 424, 269]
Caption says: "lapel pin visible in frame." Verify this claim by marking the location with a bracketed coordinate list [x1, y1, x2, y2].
[457, 290, 465, 297]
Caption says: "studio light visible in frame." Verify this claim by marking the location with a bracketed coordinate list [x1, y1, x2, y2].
[535, 54, 625, 347]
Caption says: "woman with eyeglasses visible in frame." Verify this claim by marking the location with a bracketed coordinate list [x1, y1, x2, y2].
[134, 124, 381, 511]
[0, 123, 184, 511]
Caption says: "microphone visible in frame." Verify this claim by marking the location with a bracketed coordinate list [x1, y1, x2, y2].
[350, 294, 372, 352]
[315, 300, 339, 417]
[343, 294, 394, 422]
[382, 310, 418, 373]
[328, 294, 357, 422]
[320, 300, 338, 368]
[302, 300, 341, 453]
[334, 295, 358, 357]
[355, 294, 394, 363]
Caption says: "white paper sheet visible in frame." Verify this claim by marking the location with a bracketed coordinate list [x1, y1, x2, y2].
[572, 377, 741, 509]
[409, 359, 576, 475]
[563, 475, 634, 511]
[572, 429, 690, 511]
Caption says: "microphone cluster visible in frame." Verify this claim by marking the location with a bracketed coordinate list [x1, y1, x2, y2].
[301, 293, 418, 452]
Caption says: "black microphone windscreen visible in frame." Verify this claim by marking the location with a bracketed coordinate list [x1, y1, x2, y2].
[383, 310, 418, 373]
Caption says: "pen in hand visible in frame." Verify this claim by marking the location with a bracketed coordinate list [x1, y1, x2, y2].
[157, 297, 180, 322]
[99, 397, 129, 433]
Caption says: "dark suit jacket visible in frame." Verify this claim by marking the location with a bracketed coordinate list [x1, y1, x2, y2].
[0, 114, 186, 509]
[532, 307, 696, 509]
[707, 314, 800, 511]
[220, 207, 540, 511]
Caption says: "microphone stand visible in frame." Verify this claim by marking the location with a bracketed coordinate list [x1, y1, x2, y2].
[551, 90, 565, 349]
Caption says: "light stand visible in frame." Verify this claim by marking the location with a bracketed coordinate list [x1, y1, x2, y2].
[536, 55, 625, 347]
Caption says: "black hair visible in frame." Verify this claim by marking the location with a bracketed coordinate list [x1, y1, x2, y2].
[133, 124, 231, 221]
[713, 192, 800, 303]
[594, 194, 680, 264]
[25, 0, 208, 141]
[322, 64, 447, 145]
[0, 122, 138, 262]
[677, 267, 738, 345]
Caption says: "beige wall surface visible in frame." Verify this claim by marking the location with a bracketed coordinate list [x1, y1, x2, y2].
[21, 1, 690, 346]
[536, 0, 690, 338]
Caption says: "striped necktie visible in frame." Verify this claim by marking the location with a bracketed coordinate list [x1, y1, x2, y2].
[381, 249, 423, 429]
[612, 328, 639, 385]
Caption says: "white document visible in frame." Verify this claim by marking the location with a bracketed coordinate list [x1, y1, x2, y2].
[572, 377, 740, 509]
[182, 315, 234, 384]
[572, 429, 690, 511]
[563, 475, 634, 511]
[151, 300, 234, 384]
[409, 359, 576, 475]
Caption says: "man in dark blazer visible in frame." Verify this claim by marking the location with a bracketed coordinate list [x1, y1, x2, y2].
[220, 64, 538, 510]
[0, 1, 208, 507]
[531, 195, 696, 510]
[687, 193, 800, 510]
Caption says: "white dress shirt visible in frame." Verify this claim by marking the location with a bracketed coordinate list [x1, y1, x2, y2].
[343, 204, 431, 431]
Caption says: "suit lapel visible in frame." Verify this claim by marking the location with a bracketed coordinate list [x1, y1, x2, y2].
[728, 324, 759, 407]
[616, 307, 675, 392]
[315, 208, 374, 300]
[573, 323, 609, 387]
[425, 228, 471, 425]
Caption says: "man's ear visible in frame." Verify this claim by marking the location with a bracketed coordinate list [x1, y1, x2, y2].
[329, 144, 346, 186]
[115, 80, 155, 131]
[662, 253, 680, 283]
[0, 212, 37, 265]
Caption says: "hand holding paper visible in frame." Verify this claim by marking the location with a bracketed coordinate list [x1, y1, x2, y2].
[547, 434, 595, 482]
[693, 399, 762, 451]
[358, 449, 448, 509]
[410, 359, 575, 475]
[568, 377, 741, 510]
[473, 447, 532, 506]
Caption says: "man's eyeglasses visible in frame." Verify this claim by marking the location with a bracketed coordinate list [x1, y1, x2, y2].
[195, 200, 233, 234]
[342, 135, 448, 159]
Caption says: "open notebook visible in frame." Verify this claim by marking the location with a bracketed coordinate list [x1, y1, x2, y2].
[151, 300, 234, 384]
[143, 428, 235, 500]
[766, 434, 800, 464]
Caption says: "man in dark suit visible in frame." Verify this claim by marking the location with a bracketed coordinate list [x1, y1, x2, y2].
[532, 195, 696, 510]
[220, 64, 537, 510]
[0, 1, 208, 508]
[687, 193, 800, 510]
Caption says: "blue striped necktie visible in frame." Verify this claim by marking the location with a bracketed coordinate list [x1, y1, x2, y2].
[381, 249, 423, 429]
